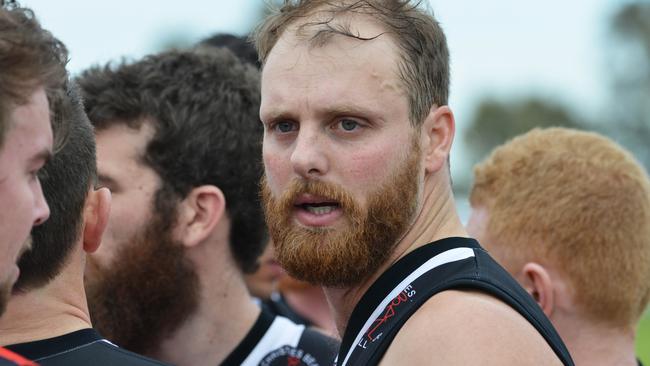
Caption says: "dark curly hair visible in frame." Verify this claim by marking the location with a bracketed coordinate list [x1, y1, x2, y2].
[77, 48, 265, 273]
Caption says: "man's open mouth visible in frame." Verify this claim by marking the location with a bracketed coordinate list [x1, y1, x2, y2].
[298, 202, 340, 215]
[294, 194, 341, 215]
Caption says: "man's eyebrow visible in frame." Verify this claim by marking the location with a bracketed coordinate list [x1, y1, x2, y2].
[30, 149, 53, 165]
[96, 174, 117, 186]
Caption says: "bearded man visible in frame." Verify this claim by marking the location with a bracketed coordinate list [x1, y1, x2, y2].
[78, 47, 339, 366]
[0, 82, 169, 366]
[254, 1, 575, 365]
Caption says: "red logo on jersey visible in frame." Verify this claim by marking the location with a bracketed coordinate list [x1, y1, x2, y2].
[365, 285, 416, 341]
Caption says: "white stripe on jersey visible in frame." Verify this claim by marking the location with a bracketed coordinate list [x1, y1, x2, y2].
[240, 315, 305, 366]
[340, 247, 475, 366]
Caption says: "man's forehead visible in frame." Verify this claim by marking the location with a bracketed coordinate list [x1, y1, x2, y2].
[96, 121, 155, 166]
[275, 10, 398, 60]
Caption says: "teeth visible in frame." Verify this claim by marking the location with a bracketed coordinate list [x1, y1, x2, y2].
[305, 205, 335, 215]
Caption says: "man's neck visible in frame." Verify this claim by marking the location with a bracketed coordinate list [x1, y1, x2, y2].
[152, 257, 261, 366]
[0, 251, 92, 346]
[558, 315, 639, 366]
[283, 285, 337, 336]
[324, 175, 467, 336]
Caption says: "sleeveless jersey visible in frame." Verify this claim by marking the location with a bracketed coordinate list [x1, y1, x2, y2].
[336, 237, 574, 366]
[222, 307, 339, 366]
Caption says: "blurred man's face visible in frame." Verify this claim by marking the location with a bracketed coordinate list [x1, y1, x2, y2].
[86, 123, 198, 354]
[90, 123, 160, 270]
[260, 19, 422, 288]
[0, 87, 52, 312]
[244, 241, 286, 300]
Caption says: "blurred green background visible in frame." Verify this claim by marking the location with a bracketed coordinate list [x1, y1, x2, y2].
[638, 311, 650, 364]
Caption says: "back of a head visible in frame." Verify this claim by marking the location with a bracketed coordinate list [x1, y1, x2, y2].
[15, 82, 96, 291]
[470, 127, 650, 328]
[0, 0, 68, 149]
[252, 0, 449, 126]
[199, 33, 260, 69]
[77, 47, 266, 273]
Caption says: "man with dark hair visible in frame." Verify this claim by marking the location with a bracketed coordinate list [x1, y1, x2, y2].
[0, 82, 169, 366]
[199, 32, 338, 337]
[468, 128, 650, 366]
[0, 2, 67, 365]
[254, 1, 573, 365]
[78, 47, 338, 366]
[199, 33, 260, 68]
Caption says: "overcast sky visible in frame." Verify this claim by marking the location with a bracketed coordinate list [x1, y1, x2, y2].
[21, 0, 631, 215]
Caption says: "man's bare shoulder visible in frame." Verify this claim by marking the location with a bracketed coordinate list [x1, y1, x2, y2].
[379, 289, 562, 366]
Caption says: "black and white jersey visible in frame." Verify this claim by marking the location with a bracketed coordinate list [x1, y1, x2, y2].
[222, 308, 339, 366]
[262, 292, 313, 328]
[336, 237, 574, 366]
[6, 329, 168, 366]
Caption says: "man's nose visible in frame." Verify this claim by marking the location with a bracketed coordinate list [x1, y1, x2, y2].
[290, 127, 329, 180]
[32, 181, 50, 226]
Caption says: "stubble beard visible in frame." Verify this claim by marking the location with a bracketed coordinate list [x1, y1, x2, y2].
[262, 140, 421, 288]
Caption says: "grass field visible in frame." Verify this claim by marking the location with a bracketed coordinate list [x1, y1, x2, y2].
[638, 311, 650, 364]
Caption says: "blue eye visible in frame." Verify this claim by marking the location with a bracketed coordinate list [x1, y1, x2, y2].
[276, 121, 295, 133]
[340, 119, 358, 131]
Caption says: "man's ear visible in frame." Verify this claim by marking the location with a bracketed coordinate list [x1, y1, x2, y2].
[520, 262, 555, 318]
[176, 185, 226, 248]
[420, 105, 455, 174]
[83, 187, 111, 253]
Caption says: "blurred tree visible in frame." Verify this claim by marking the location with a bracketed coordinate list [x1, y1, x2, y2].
[464, 96, 583, 170]
[463, 0, 650, 183]
[604, 0, 650, 169]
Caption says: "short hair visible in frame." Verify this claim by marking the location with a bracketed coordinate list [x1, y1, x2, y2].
[77, 48, 265, 273]
[0, 2, 68, 149]
[199, 33, 261, 69]
[15, 82, 96, 291]
[252, 0, 449, 126]
[470, 127, 650, 328]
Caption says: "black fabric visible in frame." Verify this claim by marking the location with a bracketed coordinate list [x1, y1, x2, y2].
[221, 309, 275, 365]
[296, 327, 340, 365]
[6, 328, 168, 366]
[263, 293, 313, 327]
[337, 237, 574, 366]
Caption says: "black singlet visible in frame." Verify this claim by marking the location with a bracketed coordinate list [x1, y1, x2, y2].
[336, 237, 574, 366]
[6, 328, 168, 366]
[0, 347, 35, 366]
[263, 293, 313, 327]
[221, 307, 340, 366]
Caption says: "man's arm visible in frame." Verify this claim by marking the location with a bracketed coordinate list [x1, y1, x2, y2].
[379, 289, 563, 365]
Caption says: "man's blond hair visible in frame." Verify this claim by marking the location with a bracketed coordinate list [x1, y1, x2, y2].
[252, 0, 449, 126]
[470, 127, 650, 328]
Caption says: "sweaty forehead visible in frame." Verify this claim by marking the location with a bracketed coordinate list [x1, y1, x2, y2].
[262, 15, 404, 90]
[283, 9, 400, 57]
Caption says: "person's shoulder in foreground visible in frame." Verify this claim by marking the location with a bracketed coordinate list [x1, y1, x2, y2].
[6, 329, 168, 366]
[0, 348, 36, 366]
